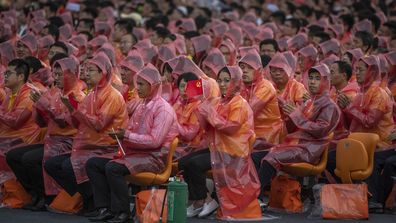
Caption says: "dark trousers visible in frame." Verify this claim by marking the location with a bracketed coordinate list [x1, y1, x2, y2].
[367, 149, 396, 204]
[178, 149, 211, 201]
[325, 149, 341, 183]
[251, 151, 275, 199]
[85, 157, 130, 213]
[6, 144, 44, 196]
[44, 154, 92, 201]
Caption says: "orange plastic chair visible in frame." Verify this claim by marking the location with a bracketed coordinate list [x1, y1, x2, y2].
[334, 138, 368, 184]
[281, 133, 333, 177]
[125, 138, 179, 186]
[281, 146, 329, 177]
[346, 132, 379, 182]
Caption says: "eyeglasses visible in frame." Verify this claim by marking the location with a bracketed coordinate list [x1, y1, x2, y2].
[4, 70, 16, 78]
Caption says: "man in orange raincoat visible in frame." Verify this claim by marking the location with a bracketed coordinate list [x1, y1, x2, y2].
[0, 59, 41, 184]
[44, 52, 128, 215]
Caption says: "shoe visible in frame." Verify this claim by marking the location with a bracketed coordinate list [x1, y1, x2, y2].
[30, 197, 47, 212]
[258, 199, 267, 208]
[106, 212, 130, 223]
[186, 204, 203, 218]
[83, 209, 99, 217]
[88, 208, 114, 222]
[369, 202, 384, 213]
[198, 200, 218, 218]
[22, 193, 39, 210]
[76, 207, 98, 217]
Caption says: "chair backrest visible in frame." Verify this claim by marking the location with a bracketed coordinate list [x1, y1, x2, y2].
[315, 146, 329, 173]
[153, 138, 179, 184]
[348, 132, 379, 177]
[335, 138, 368, 183]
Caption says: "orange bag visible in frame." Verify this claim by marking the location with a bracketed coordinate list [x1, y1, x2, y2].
[217, 198, 262, 219]
[135, 189, 167, 223]
[268, 175, 302, 213]
[1, 179, 31, 208]
[320, 184, 368, 219]
[49, 190, 83, 214]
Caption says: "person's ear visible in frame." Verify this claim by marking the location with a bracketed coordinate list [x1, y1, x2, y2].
[17, 73, 25, 83]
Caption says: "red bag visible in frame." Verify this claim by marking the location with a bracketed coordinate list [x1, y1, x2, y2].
[135, 189, 167, 223]
[1, 179, 31, 208]
[49, 190, 83, 214]
[269, 175, 302, 213]
[320, 184, 368, 219]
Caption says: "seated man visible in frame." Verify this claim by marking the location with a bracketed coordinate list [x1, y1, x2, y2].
[239, 50, 283, 145]
[6, 56, 85, 211]
[337, 55, 394, 149]
[85, 64, 178, 223]
[256, 64, 340, 199]
[268, 53, 308, 119]
[0, 59, 41, 183]
[44, 53, 128, 215]
[326, 61, 360, 181]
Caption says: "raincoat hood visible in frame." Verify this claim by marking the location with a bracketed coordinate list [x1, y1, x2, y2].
[202, 48, 227, 77]
[53, 56, 80, 94]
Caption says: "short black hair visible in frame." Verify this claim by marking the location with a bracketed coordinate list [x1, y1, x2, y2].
[339, 14, 354, 32]
[81, 7, 98, 18]
[177, 72, 199, 88]
[286, 18, 301, 33]
[195, 15, 209, 31]
[297, 4, 313, 17]
[43, 24, 60, 41]
[334, 60, 352, 81]
[165, 33, 176, 41]
[77, 18, 94, 31]
[78, 31, 94, 41]
[355, 31, 374, 50]
[312, 32, 331, 43]
[24, 56, 44, 74]
[271, 11, 286, 24]
[368, 14, 381, 33]
[183, 31, 200, 39]
[259, 39, 280, 52]
[48, 16, 65, 28]
[154, 26, 171, 38]
[8, 59, 30, 82]
[261, 54, 272, 68]
[199, 7, 212, 18]
[49, 53, 68, 67]
[50, 41, 69, 55]
[308, 25, 325, 34]
[115, 19, 135, 34]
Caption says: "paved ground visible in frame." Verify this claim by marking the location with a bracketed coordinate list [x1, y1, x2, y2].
[0, 207, 395, 223]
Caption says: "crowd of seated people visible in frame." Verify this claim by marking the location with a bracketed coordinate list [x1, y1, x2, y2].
[0, 0, 396, 222]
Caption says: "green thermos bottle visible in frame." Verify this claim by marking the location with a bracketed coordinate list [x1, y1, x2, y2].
[166, 177, 188, 223]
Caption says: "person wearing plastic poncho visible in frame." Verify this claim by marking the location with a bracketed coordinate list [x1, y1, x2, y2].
[256, 64, 340, 199]
[338, 55, 395, 206]
[181, 65, 262, 219]
[238, 50, 283, 148]
[6, 56, 85, 211]
[85, 63, 178, 223]
[0, 59, 41, 184]
[44, 52, 128, 214]
[268, 52, 309, 124]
